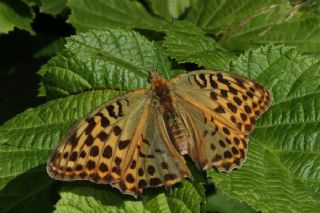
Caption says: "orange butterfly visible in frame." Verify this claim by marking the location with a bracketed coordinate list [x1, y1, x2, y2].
[47, 70, 271, 197]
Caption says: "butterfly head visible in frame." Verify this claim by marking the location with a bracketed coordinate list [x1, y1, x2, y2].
[147, 70, 162, 83]
[148, 70, 166, 89]
[147, 70, 172, 102]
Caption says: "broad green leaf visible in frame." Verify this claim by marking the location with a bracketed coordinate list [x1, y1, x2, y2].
[219, 3, 320, 54]
[0, 166, 56, 213]
[163, 21, 235, 69]
[207, 45, 320, 212]
[185, 0, 281, 33]
[67, 0, 169, 32]
[148, 0, 191, 20]
[204, 189, 257, 213]
[55, 179, 204, 213]
[39, 0, 66, 15]
[185, 0, 320, 54]
[39, 28, 171, 98]
[0, 1, 34, 34]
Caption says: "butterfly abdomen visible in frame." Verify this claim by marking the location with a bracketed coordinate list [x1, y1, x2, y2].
[165, 115, 189, 155]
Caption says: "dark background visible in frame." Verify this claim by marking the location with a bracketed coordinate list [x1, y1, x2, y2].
[0, 9, 74, 125]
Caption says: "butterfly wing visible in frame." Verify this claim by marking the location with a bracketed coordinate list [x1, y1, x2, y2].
[47, 89, 191, 197]
[112, 101, 192, 196]
[171, 70, 271, 172]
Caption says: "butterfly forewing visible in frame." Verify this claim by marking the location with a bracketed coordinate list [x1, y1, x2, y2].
[47, 90, 148, 190]
[171, 70, 271, 172]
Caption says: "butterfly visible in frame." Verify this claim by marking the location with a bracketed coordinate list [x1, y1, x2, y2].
[47, 70, 271, 197]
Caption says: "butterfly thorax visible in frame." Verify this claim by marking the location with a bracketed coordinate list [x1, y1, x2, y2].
[148, 71, 172, 110]
[149, 71, 189, 155]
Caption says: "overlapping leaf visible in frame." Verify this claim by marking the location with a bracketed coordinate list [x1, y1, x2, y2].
[0, 166, 56, 213]
[185, 0, 320, 54]
[148, 0, 191, 20]
[67, 0, 169, 32]
[39, 0, 66, 15]
[0, 1, 34, 34]
[55, 179, 204, 213]
[204, 189, 256, 213]
[39, 29, 171, 98]
[164, 21, 234, 69]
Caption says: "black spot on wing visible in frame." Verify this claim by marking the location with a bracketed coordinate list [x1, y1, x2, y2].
[220, 89, 228, 98]
[118, 140, 130, 150]
[96, 112, 110, 127]
[209, 74, 218, 88]
[69, 133, 78, 148]
[228, 85, 238, 95]
[214, 105, 226, 113]
[97, 131, 108, 141]
[227, 103, 237, 113]
[106, 105, 117, 119]
[85, 118, 96, 134]
[113, 125, 122, 136]
[198, 74, 207, 87]
[194, 75, 205, 88]
[116, 101, 124, 117]
[217, 73, 230, 85]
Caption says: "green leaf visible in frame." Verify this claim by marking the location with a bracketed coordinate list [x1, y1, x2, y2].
[148, 0, 191, 20]
[185, 0, 281, 32]
[219, 3, 320, 54]
[164, 21, 235, 69]
[207, 45, 320, 212]
[0, 0, 35, 34]
[40, 28, 171, 98]
[55, 180, 204, 213]
[0, 166, 56, 213]
[39, 0, 66, 15]
[204, 189, 257, 213]
[185, 0, 320, 54]
[67, 0, 169, 32]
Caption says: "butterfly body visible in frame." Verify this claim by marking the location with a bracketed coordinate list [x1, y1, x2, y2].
[47, 70, 271, 197]
[149, 71, 190, 155]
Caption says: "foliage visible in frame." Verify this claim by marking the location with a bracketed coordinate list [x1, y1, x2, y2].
[0, 0, 319, 212]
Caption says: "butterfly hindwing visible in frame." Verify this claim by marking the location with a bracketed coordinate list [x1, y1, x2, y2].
[112, 104, 192, 196]
[171, 70, 271, 171]
[176, 98, 247, 171]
